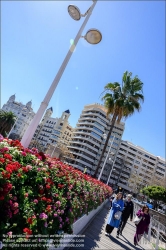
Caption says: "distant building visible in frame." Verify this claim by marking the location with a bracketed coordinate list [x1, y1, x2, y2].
[32, 108, 74, 154]
[67, 103, 125, 183]
[2, 94, 35, 139]
[115, 140, 166, 191]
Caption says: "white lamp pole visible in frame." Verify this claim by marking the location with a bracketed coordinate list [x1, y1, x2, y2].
[98, 136, 115, 181]
[106, 157, 116, 185]
[21, 0, 101, 148]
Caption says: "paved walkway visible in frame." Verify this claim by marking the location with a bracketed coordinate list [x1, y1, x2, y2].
[68, 203, 153, 250]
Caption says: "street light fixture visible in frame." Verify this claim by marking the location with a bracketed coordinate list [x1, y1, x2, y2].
[84, 29, 102, 44]
[68, 5, 81, 21]
[21, 0, 102, 148]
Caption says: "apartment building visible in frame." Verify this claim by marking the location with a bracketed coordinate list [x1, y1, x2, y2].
[2, 94, 35, 139]
[67, 103, 125, 183]
[114, 140, 166, 191]
[33, 108, 73, 151]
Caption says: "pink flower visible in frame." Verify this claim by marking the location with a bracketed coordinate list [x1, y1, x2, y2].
[61, 210, 64, 214]
[39, 213, 48, 219]
[33, 199, 38, 204]
[44, 222, 48, 228]
[59, 224, 62, 228]
[12, 196, 17, 201]
[7, 231, 12, 237]
[21, 152, 27, 156]
[26, 165, 32, 170]
[24, 193, 28, 198]
[0, 134, 4, 142]
[13, 209, 19, 214]
[54, 214, 58, 217]
[56, 201, 61, 207]
[57, 209, 60, 214]
[13, 202, 19, 208]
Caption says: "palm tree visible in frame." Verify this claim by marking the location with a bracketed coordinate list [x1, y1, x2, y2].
[0, 110, 17, 137]
[94, 71, 144, 178]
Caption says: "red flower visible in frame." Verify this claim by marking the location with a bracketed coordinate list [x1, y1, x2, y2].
[0, 158, 5, 163]
[2, 171, 11, 179]
[4, 154, 12, 161]
[23, 228, 32, 235]
[22, 167, 28, 172]
[46, 198, 52, 203]
[39, 189, 44, 194]
[46, 185, 51, 189]
[27, 218, 33, 224]
[46, 205, 52, 212]
[58, 184, 64, 188]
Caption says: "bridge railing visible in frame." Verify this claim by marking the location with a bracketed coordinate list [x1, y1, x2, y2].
[133, 202, 166, 250]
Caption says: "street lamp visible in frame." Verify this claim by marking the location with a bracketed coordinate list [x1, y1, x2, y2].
[21, 0, 102, 148]
[47, 140, 64, 157]
[106, 158, 116, 185]
[98, 135, 115, 181]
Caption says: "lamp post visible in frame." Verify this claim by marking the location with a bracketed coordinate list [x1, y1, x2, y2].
[47, 140, 65, 157]
[21, 0, 102, 148]
[106, 158, 116, 185]
[98, 135, 115, 181]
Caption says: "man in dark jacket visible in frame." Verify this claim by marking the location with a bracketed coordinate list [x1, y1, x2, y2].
[116, 194, 134, 237]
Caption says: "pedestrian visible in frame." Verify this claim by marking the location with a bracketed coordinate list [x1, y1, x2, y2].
[116, 194, 134, 237]
[105, 192, 124, 236]
[134, 205, 150, 246]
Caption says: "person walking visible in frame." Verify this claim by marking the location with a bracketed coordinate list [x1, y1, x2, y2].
[134, 205, 150, 246]
[116, 194, 134, 237]
[105, 192, 124, 236]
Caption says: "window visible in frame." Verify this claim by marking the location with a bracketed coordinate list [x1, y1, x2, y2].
[93, 126, 103, 134]
[135, 160, 140, 164]
[91, 132, 101, 139]
[94, 121, 105, 129]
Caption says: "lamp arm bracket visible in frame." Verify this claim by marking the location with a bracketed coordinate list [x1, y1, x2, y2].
[81, 6, 92, 17]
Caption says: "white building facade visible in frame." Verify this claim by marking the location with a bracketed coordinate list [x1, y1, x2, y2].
[2, 94, 35, 139]
[115, 140, 166, 191]
[67, 103, 125, 183]
[32, 108, 73, 151]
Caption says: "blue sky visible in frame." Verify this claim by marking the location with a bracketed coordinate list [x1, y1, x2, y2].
[1, 1, 165, 159]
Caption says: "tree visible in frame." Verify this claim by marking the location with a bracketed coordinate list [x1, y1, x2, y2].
[29, 139, 45, 152]
[94, 71, 144, 178]
[0, 110, 16, 137]
[58, 144, 75, 163]
[128, 172, 143, 194]
[150, 176, 166, 188]
[141, 186, 166, 203]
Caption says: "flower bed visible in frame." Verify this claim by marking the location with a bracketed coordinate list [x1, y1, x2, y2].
[0, 136, 112, 249]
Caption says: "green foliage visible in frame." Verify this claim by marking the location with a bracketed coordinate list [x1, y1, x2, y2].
[0, 110, 16, 136]
[94, 71, 144, 177]
[141, 185, 166, 203]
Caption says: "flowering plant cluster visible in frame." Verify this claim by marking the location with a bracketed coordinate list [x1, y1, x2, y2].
[0, 135, 112, 249]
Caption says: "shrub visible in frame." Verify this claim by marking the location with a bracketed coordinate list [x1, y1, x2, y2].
[0, 136, 112, 249]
